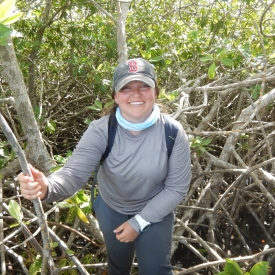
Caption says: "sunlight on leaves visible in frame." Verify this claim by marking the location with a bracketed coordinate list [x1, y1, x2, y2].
[0, 0, 16, 22]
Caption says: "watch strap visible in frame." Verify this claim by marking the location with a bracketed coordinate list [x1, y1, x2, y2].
[134, 214, 151, 232]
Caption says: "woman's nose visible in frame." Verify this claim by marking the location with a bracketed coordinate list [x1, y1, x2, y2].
[132, 88, 141, 96]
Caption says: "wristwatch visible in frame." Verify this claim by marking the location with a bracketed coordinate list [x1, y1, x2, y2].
[134, 214, 151, 232]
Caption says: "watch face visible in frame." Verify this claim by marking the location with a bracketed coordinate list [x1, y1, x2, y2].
[142, 224, 151, 232]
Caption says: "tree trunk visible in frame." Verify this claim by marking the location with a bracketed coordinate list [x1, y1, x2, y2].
[116, 0, 131, 63]
[0, 39, 55, 174]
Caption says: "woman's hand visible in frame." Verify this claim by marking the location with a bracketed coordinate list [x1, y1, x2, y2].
[17, 165, 49, 200]
[113, 221, 139, 243]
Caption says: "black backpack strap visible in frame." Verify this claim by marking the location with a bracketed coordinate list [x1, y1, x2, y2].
[100, 111, 118, 165]
[91, 110, 118, 213]
[163, 114, 179, 159]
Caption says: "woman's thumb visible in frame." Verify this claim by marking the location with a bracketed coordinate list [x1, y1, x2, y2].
[113, 225, 123, 234]
[29, 164, 41, 177]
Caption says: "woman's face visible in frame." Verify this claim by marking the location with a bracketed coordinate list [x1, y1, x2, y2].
[114, 80, 157, 123]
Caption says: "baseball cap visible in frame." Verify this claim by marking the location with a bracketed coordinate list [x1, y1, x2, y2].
[113, 58, 157, 92]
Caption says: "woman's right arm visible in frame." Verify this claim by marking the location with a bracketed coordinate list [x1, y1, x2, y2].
[18, 116, 109, 202]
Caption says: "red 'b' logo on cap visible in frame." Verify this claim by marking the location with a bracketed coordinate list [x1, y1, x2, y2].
[128, 60, 138, 73]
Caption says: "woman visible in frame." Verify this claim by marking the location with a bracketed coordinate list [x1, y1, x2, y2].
[18, 58, 191, 275]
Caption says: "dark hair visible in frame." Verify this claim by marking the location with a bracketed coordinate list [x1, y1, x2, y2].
[101, 83, 160, 117]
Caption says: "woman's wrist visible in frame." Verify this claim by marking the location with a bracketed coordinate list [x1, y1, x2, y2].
[39, 179, 49, 200]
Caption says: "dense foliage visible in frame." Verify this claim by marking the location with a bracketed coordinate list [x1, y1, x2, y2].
[0, 0, 275, 274]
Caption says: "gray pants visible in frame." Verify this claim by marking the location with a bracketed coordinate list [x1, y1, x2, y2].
[94, 194, 174, 275]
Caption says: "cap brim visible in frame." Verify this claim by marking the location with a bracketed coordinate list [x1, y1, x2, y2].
[115, 75, 155, 92]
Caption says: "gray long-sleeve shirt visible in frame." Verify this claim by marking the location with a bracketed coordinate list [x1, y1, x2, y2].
[43, 113, 191, 232]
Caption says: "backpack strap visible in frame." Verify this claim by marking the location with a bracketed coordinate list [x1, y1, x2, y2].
[91, 110, 118, 212]
[100, 111, 118, 165]
[162, 114, 179, 159]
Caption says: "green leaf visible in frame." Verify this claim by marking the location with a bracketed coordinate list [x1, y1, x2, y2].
[77, 190, 89, 202]
[0, 145, 9, 158]
[84, 118, 91, 124]
[76, 207, 89, 223]
[1, 12, 23, 25]
[216, 48, 226, 57]
[104, 100, 114, 109]
[9, 222, 20, 228]
[200, 54, 214, 61]
[29, 258, 42, 275]
[250, 261, 269, 275]
[149, 56, 163, 62]
[0, 0, 15, 22]
[190, 136, 212, 155]
[201, 138, 212, 146]
[8, 199, 23, 222]
[190, 136, 203, 148]
[66, 249, 75, 255]
[66, 150, 72, 158]
[140, 50, 151, 60]
[0, 23, 12, 45]
[224, 259, 243, 275]
[188, 30, 198, 39]
[195, 136, 203, 143]
[45, 120, 56, 134]
[29, 256, 42, 275]
[96, 63, 103, 71]
[54, 155, 67, 164]
[208, 63, 216, 79]
[51, 242, 59, 248]
[88, 106, 101, 111]
[100, 84, 108, 93]
[251, 84, 261, 100]
[0, 158, 6, 169]
[221, 58, 234, 67]
[94, 100, 102, 109]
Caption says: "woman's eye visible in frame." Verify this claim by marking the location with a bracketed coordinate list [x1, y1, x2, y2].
[141, 84, 150, 88]
[121, 86, 131, 91]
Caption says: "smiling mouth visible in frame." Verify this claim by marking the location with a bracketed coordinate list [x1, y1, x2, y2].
[130, 102, 144, 105]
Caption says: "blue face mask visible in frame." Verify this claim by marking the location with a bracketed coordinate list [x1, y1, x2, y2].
[115, 104, 160, 131]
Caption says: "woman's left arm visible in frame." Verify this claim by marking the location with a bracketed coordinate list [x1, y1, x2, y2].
[137, 126, 191, 223]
